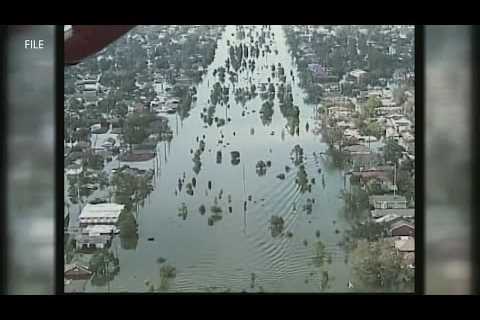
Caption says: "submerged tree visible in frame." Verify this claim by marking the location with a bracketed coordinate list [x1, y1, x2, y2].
[270, 215, 285, 237]
[339, 186, 369, 222]
[296, 165, 311, 193]
[118, 210, 138, 250]
[89, 249, 120, 287]
[159, 264, 177, 291]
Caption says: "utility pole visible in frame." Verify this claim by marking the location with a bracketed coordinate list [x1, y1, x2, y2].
[393, 162, 397, 197]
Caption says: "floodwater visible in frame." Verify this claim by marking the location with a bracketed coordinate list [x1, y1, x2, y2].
[84, 25, 353, 292]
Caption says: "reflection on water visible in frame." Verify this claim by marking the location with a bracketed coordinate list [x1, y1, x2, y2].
[73, 26, 355, 292]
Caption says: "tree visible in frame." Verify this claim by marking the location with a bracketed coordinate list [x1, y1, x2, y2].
[122, 113, 150, 151]
[346, 220, 387, 242]
[112, 101, 128, 119]
[325, 126, 344, 149]
[340, 186, 369, 221]
[351, 239, 414, 292]
[361, 121, 384, 139]
[363, 96, 382, 119]
[118, 210, 138, 250]
[111, 166, 154, 211]
[384, 138, 405, 164]
[89, 249, 120, 287]
[397, 169, 415, 203]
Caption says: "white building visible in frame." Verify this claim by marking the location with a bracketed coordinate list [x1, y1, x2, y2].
[79, 203, 125, 226]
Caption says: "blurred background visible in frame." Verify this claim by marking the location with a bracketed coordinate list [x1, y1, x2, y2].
[425, 25, 473, 294]
[2, 25, 55, 294]
[0, 25, 477, 294]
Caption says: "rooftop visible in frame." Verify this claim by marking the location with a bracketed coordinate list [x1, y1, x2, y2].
[389, 220, 415, 231]
[79, 203, 125, 220]
[371, 208, 415, 218]
[395, 237, 415, 252]
[369, 195, 407, 202]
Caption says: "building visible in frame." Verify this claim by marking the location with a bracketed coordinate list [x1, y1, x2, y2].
[350, 69, 368, 83]
[369, 195, 407, 209]
[394, 236, 415, 268]
[79, 203, 125, 227]
[394, 236, 415, 252]
[83, 224, 119, 236]
[64, 263, 93, 280]
[371, 208, 415, 219]
[374, 213, 403, 224]
[65, 163, 83, 176]
[74, 234, 112, 250]
[389, 220, 415, 237]
[343, 144, 371, 155]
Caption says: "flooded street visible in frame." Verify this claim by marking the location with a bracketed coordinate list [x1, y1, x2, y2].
[84, 25, 352, 292]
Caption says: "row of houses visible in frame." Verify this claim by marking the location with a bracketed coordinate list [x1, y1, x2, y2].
[369, 194, 415, 268]
[65, 203, 125, 284]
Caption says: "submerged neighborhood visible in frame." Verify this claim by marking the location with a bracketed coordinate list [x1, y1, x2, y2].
[64, 25, 414, 293]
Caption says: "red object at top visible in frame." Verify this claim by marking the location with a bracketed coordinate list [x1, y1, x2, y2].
[64, 25, 135, 65]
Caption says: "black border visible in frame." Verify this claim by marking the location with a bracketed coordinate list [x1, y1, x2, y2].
[56, 25, 65, 295]
[58, 25, 423, 295]
[414, 25, 425, 295]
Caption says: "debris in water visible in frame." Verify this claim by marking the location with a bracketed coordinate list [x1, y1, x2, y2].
[276, 173, 285, 180]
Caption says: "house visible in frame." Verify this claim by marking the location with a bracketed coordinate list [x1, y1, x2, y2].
[343, 144, 371, 155]
[64, 263, 93, 280]
[373, 213, 404, 224]
[74, 234, 112, 250]
[371, 208, 415, 219]
[385, 236, 415, 268]
[389, 220, 415, 237]
[394, 236, 415, 252]
[369, 195, 407, 209]
[83, 224, 119, 236]
[327, 106, 353, 119]
[65, 163, 83, 176]
[350, 69, 368, 83]
[79, 203, 125, 227]
[352, 168, 395, 191]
